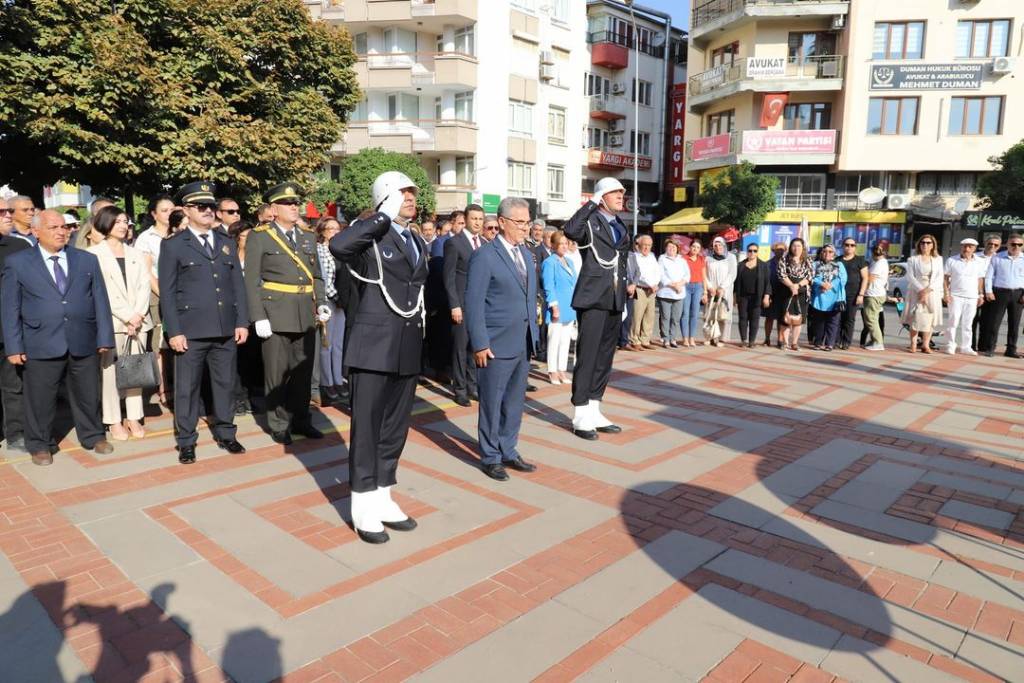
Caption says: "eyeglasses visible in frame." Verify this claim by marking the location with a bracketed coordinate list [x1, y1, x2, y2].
[986, 242, 999, 247]
[920, 240, 934, 244]
[186, 203, 215, 212]
[220, 208, 240, 215]
[747, 248, 758, 253]
[499, 217, 531, 228]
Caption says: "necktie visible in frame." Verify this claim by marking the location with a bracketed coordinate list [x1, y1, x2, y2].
[513, 247, 527, 286]
[50, 256, 67, 295]
[402, 229, 418, 267]
[609, 218, 622, 244]
[200, 233, 214, 259]
[473, 235, 480, 250]
[286, 230, 297, 251]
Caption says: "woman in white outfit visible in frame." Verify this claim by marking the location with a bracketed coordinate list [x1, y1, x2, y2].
[902, 234, 944, 353]
[704, 236, 737, 344]
[656, 240, 689, 347]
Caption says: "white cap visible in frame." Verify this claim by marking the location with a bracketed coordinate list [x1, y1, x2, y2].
[62, 213, 79, 224]
[371, 171, 418, 211]
[595, 177, 626, 196]
[960, 237, 979, 246]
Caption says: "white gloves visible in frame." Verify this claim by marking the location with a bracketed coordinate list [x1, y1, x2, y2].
[317, 305, 332, 323]
[590, 188, 606, 206]
[379, 191, 405, 221]
[254, 319, 273, 339]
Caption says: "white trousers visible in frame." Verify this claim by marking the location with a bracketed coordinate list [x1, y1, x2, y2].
[945, 296, 977, 351]
[547, 322, 573, 373]
[100, 331, 149, 425]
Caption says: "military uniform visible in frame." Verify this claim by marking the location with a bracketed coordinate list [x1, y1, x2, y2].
[244, 183, 326, 438]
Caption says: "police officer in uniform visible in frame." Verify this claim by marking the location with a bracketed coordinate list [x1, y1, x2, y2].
[330, 172, 426, 544]
[562, 178, 631, 440]
[159, 182, 249, 464]
[245, 182, 331, 445]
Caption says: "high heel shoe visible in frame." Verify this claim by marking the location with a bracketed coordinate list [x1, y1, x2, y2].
[108, 424, 130, 441]
[548, 373, 562, 385]
[125, 420, 145, 439]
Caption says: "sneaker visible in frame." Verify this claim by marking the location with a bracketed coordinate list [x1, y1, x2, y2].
[961, 349, 978, 356]
[865, 343, 885, 351]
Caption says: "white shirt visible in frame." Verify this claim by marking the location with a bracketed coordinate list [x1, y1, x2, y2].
[390, 222, 419, 262]
[866, 257, 888, 297]
[134, 227, 166, 276]
[945, 254, 986, 298]
[464, 229, 482, 250]
[657, 254, 690, 300]
[567, 247, 582, 273]
[630, 251, 661, 288]
[496, 234, 525, 273]
[188, 226, 216, 255]
[38, 244, 68, 286]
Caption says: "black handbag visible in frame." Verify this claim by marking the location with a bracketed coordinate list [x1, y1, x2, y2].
[115, 335, 160, 391]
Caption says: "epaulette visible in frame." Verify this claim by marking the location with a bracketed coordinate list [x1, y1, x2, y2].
[298, 225, 315, 233]
[254, 224, 271, 233]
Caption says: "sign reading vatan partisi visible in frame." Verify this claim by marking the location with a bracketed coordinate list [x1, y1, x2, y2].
[869, 63, 984, 91]
[964, 211, 1024, 228]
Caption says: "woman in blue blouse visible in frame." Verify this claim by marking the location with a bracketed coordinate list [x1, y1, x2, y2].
[541, 230, 579, 385]
[809, 244, 848, 351]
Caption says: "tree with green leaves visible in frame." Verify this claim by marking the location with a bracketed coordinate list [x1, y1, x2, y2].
[0, 0, 360, 204]
[335, 148, 435, 220]
[976, 140, 1024, 213]
[700, 162, 779, 233]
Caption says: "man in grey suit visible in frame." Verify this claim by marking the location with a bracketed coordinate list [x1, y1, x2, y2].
[464, 197, 539, 482]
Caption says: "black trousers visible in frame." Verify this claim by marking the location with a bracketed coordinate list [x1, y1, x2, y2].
[736, 294, 762, 343]
[449, 321, 477, 398]
[0, 354, 25, 442]
[980, 287, 1023, 354]
[262, 329, 316, 433]
[348, 370, 417, 493]
[810, 307, 841, 347]
[838, 295, 860, 347]
[572, 308, 621, 407]
[233, 326, 263, 407]
[23, 353, 103, 454]
[173, 336, 238, 447]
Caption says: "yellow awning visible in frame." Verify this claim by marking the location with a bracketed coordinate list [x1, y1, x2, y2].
[653, 207, 715, 233]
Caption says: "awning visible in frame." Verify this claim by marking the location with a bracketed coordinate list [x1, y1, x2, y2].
[653, 207, 715, 233]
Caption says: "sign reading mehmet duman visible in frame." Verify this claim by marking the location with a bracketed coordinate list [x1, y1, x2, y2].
[869, 63, 984, 91]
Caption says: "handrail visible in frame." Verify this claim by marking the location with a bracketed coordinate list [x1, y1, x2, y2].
[689, 54, 844, 97]
[586, 31, 665, 58]
[692, 0, 849, 30]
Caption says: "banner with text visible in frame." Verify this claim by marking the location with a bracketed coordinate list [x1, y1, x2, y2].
[669, 83, 686, 186]
[741, 129, 836, 155]
[869, 63, 984, 91]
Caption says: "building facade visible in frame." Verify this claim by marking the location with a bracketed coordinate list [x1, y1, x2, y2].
[306, 0, 686, 224]
[681, 0, 1023, 254]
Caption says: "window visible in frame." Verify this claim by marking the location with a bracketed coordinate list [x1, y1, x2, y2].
[631, 79, 652, 106]
[710, 42, 740, 67]
[917, 172, 978, 195]
[353, 98, 367, 121]
[587, 127, 609, 148]
[511, 0, 535, 12]
[783, 103, 831, 130]
[547, 165, 565, 200]
[585, 73, 611, 96]
[867, 97, 918, 135]
[436, 34, 444, 52]
[456, 156, 475, 186]
[787, 32, 837, 59]
[455, 91, 474, 121]
[706, 110, 735, 136]
[949, 96, 1003, 135]
[387, 93, 419, 120]
[550, 0, 569, 23]
[547, 106, 566, 144]
[508, 100, 533, 135]
[508, 162, 535, 196]
[354, 33, 368, 55]
[434, 97, 442, 121]
[773, 174, 827, 209]
[454, 25, 475, 55]
[382, 27, 417, 54]
[956, 20, 1010, 58]
[872, 21, 925, 60]
[629, 131, 651, 156]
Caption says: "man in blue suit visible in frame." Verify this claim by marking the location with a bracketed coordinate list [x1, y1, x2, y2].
[1, 210, 115, 465]
[464, 197, 539, 481]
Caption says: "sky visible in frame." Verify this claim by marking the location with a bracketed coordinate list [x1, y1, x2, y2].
[635, 0, 691, 30]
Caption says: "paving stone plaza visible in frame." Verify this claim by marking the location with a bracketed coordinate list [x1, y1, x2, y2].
[2, 343, 1023, 682]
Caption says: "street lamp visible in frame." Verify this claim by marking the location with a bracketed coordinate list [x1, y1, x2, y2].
[624, 0, 639, 237]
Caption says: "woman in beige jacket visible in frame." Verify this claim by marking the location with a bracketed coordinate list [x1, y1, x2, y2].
[88, 207, 153, 440]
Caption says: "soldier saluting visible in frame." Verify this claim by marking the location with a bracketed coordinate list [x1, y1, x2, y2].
[329, 172, 426, 544]
[244, 182, 331, 445]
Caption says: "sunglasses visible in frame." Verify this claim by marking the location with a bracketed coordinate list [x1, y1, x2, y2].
[747, 248, 758, 253]
[0, 209, 12, 216]
[186, 203, 216, 211]
[843, 243, 856, 247]
[920, 240, 934, 244]
[220, 208, 240, 215]
[1011, 243, 1024, 247]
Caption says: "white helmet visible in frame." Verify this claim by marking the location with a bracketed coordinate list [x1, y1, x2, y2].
[371, 171, 418, 210]
[595, 177, 626, 196]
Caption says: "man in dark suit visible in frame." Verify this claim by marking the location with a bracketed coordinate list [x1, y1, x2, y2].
[1, 210, 115, 465]
[531, 226, 553, 363]
[0, 201, 30, 453]
[443, 203, 485, 406]
[159, 182, 250, 464]
[330, 171, 426, 544]
[562, 177, 631, 440]
[464, 197, 539, 482]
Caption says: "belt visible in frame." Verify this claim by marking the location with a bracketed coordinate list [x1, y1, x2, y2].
[262, 281, 313, 294]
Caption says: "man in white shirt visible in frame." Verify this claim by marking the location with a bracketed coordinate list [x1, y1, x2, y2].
[943, 238, 986, 355]
[626, 235, 660, 350]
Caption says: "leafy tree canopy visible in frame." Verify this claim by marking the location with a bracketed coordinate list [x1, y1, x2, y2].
[701, 162, 778, 233]
[976, 140, 1024, 213]
[0, 0, 360, 202]
[335, 148, 436, 220]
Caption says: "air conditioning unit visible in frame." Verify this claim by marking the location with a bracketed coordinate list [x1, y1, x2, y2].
[831, 15, 845, 30]
[537, 201, 549, 215]
[539, 63, 556, 81]
[540, 50, 555, 65]
[992, 56, 1017, 74]
[887, 194, 911, 210]
[611, 82, 626, 95]
[608, 132, 624, 147]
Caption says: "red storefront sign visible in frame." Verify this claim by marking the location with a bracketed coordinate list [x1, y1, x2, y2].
[668, 83, 686, 186]
[741, 129, 837, 154]
[689, 133, 732, 161]
[587, 149, 653, 170]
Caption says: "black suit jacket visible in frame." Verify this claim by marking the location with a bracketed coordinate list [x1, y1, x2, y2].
[329, 213, 428, 375]
[0, 235, 30, 350]
[562, 202, 630, 312]
[734, 259, 771, 300]
[443, 230, 475, 311]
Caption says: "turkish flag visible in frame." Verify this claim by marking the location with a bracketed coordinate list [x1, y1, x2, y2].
[720, 227, 740, 243]
[759, 93, 789, 128]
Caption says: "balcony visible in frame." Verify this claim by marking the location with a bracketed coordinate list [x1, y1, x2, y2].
[690, 0, 850, 44]
[356, 51, 477, 90]
[303, 0, 344, 21]
[435, 185, 476, 212]
[688, 55, 844, 109]
[340, 119, 477, 155]
[586, 148, 653, 172]
[589, 96, 628, 121]
[342, 0, 476, 29]
[684, 129, 837, 171]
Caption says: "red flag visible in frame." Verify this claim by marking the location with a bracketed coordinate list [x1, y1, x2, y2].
[759, 93, 789, 128]
[720, 227, 740, 243]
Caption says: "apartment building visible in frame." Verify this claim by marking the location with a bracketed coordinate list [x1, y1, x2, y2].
[679, 0, 1023, 254]
[305, 0, 685, 224]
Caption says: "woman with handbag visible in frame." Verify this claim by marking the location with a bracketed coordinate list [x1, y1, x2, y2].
[902, 235, 945, 353]
[777, 238, 813, 351]
[704, 236, 737, 346]
[88, 206, 153, 440]
[809, 244, 848, 351]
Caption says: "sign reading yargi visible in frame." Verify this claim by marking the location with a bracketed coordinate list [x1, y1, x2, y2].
[870, 63, 984, 91]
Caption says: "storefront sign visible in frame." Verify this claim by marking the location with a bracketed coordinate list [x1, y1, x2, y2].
[741, 129, 836, 155]
[964, 211, 1024, 228]
[869, 63, 984, 91]
[586, 149, 653, 170]
[746, 57, 787, 79]
[668, 83, 686, 186]
[466, 192, 501, 214]
[689, 133, 732, 161]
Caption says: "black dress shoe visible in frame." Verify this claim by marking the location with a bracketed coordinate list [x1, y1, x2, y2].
[526, 384, 538, 392]
[177, 445, 196, 464]
[453, 394, 471, 407]
[292, 424, 323, 439]
[382, 517, 418, 531]
[271, 431, 292, 445]
[502, 457, 536, 473]
[481, 463, 509, 481]
[356, 528, 390, 544]
[596, 424, 622, 434]
[215, 439, 246, 454]
[573, 428, 599, 441]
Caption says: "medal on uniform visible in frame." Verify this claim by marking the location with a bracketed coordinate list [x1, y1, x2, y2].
[381, 247, 394, 260]
[222, 245, 230, 255]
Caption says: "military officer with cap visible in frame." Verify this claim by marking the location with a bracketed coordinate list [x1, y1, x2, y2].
[562, 177, 631, 440]
[329, 171, 426, 544]
[159, 181, 249, 464]
[245, 182, 331, 445]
